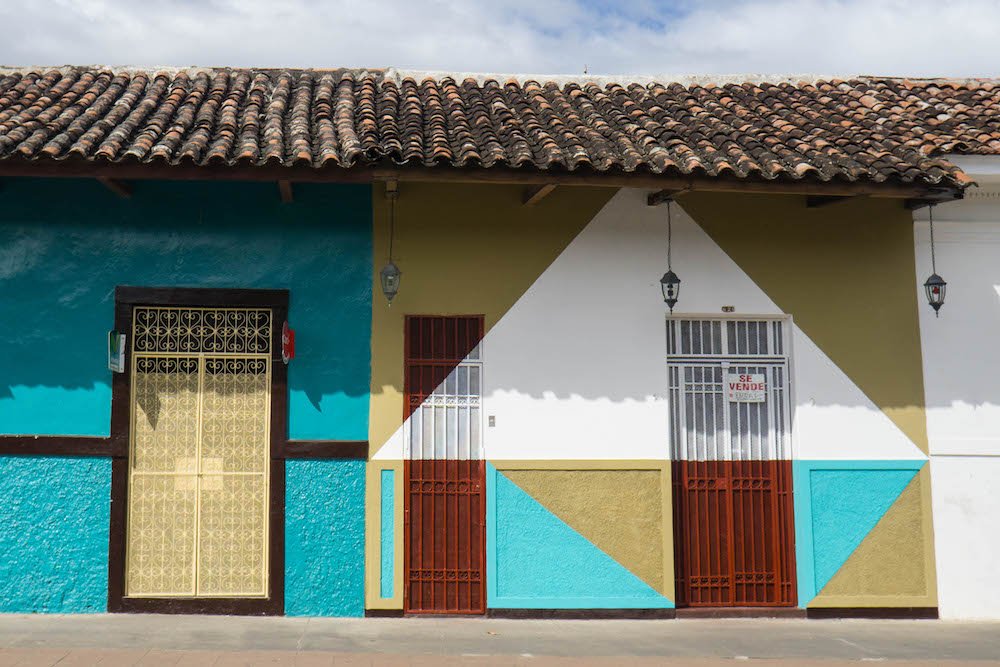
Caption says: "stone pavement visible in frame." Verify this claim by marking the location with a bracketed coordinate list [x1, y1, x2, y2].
[0, 614, 999, 665]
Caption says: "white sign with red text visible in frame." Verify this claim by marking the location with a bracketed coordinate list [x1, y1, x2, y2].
[727, 373, 766, 402]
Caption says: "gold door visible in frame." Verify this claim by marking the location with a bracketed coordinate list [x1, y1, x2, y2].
[125, 307, 271, 598]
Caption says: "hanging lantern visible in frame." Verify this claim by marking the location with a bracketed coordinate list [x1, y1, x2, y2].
[661, 269, 681, 312]
[660, 199, 681, 313]
[380, 261, 402, 303]
[923, 204, 946, 317]
[381, 181, 401, 304]
[924, 272, 946, 315]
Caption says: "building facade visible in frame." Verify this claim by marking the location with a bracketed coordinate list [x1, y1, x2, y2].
[0, 67, 996, 619]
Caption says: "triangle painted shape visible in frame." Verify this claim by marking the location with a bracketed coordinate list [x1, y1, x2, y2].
[815, 470, 930, 600]
[489, 466, 672, 608]
[804, 464, 920, 598]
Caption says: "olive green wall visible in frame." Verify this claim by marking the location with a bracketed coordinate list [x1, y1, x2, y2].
[680, 193, 928, 453]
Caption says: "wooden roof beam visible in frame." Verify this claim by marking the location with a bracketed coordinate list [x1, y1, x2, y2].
[278, 179, 293, 203]
[97, 177, 132, 198]
[522, 183, 556, 206]
[0, 159, 963, 201]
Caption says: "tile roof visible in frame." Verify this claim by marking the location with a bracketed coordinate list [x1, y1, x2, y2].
[0, 67, 997, 190]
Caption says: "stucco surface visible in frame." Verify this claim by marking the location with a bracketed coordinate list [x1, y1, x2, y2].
[0, 456, 110, 613]
[817, 470, 932, 601]
[680, 193, 928, 452]
[0, 178, 371, 440]
[368, 182, 616, 458]
[501, 469, 665, 594]
[285, 459, 366, 617]
[487, 466, 672, 608]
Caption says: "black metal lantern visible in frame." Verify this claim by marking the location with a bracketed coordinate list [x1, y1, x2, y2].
[923, 204, 947, 317]
[924, 272, 946, 315]
[660, 199, 681, 313]
[381, 181, 401, 304]
[661, 269, 681, 313]
[380, 261, 401, 303]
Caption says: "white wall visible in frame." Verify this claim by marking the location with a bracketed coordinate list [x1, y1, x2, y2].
[481, 187, 923, 461]
[916, 162, 1000, 618]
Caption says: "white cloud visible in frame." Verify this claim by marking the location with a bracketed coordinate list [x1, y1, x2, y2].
[1, 0, 998, 78]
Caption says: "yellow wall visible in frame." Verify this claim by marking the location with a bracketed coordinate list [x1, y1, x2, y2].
[680, 193, 928, 452]
[368, 182, 616, 455]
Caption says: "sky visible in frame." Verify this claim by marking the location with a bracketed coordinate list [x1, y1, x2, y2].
[1, 0, 998, 78]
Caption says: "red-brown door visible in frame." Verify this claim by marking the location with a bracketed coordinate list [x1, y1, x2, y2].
[403, 316, 486, 614]
[672, 460, 796, 607]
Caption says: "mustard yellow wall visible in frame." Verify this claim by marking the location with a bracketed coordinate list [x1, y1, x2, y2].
[368, 182, 616, 455]
[680, 193, 928, 452]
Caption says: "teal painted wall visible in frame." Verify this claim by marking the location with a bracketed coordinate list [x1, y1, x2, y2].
[0, 178, 372, 440]
[793, 460, 924, 606]
[379, 469, 395, 599]
[486, 465, 672, 609]
[0, 456, 110, 613]
[285, 459, 366, 617]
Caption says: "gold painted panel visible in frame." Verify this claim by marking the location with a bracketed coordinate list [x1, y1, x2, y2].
[125, 474, 198, 596]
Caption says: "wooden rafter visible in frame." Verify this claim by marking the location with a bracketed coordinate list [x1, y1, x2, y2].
[97, 177, 132, 198]
[278, 180, 293, 203]
[0, 158, 962, 201]
[522, 183, 556, 206]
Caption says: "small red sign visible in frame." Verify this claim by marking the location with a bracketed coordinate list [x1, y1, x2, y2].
[281, 321, 295, 364]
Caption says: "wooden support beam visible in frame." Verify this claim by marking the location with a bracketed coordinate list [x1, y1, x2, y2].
[278, 180, 293, 203]
[0, 157, 962, 201]
[647, 189, 680, 206]
[97, 177, 132, 198]
[805, 194, 863, 208]
[522, 183, 556, 206]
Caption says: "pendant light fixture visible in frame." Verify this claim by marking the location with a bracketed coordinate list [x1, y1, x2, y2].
[380, 181, 402, 304]
[660, 199, 681, 312]
[923, 203, 946, 317]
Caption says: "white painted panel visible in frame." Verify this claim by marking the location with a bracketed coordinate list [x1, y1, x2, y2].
[930, 457, 1000, 619]
[479, 188, 924, 461]
[914, 217, 1000, 458]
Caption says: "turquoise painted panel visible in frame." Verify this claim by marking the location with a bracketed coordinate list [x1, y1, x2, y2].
[285, 459, 366, 617]
[793, 460, 924, 606]
[379, 469, 394, 599]
[0, 178, 371, 440]
[0, 456, 110, 613]
[486, 465, 672, 609]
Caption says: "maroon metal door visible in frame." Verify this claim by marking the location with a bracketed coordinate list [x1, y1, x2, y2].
[403, 315, 486, 614]
[672, 460, 796, 607]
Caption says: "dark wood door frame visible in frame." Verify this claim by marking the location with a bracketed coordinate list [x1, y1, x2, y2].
[107, 286, 289, 615]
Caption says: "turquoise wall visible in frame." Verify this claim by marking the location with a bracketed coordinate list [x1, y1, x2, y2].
[486, 465, 672, 609]
[0, 178, 372, 440]
[793, 460, 924, 607]
[285, 459, 366, 616]
[0, 456, 110, 613]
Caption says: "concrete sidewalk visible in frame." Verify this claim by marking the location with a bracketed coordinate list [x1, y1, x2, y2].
[0, 614, 999, 665]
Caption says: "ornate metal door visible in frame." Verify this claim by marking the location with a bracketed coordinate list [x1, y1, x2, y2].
[125, 307, 272, 598]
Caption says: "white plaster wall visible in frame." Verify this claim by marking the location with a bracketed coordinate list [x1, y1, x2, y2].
[915, 172, 1000, 618]
[481, 187, 923, 461]
[930, 457, 1000, 619]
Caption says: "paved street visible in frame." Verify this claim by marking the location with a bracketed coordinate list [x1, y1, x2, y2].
[0, 614, 998, 665]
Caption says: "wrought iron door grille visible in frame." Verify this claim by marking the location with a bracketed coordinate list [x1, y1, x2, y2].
[125, 307, 271, 599]
[403, 316, 487, 615]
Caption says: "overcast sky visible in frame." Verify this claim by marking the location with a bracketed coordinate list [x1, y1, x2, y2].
[2, 0, 997, 78]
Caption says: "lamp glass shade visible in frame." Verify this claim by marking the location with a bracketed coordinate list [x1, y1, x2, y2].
[380, 261, 402, 303]
[660, 269, 681, 312]
[923, 272, 946, 313]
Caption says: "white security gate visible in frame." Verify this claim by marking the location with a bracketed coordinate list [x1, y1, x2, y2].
[666, 318, 791, 461]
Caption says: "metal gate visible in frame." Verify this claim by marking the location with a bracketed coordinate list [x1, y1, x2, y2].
[125, 307, 271, 598]
[404, 316, 486, 614]
[667, 318, 796, 607]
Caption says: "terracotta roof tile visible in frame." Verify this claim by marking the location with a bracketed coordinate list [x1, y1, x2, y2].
[1, 67, 998, 188]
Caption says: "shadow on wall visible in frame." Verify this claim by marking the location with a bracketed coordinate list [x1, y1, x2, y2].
[0, 178, 371, 439]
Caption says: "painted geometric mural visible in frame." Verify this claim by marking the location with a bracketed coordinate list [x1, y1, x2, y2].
[487, 465, 672, 609]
